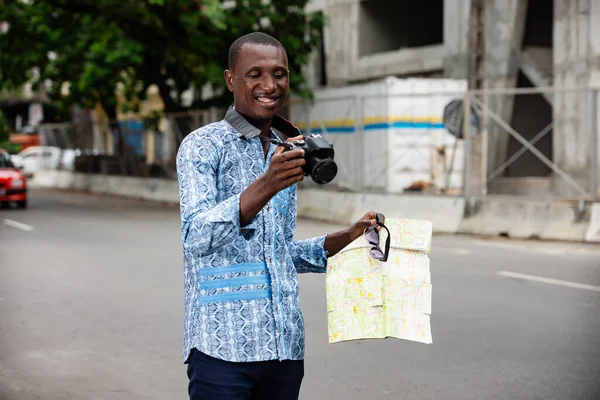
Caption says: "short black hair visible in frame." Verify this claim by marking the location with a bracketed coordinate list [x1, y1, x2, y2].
[228, 32, 285, 70]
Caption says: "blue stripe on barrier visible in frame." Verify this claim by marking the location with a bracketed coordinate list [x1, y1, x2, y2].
[299, 121, 446, 135]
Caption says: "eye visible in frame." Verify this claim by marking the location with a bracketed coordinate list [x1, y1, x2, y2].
[247, 71, 260, 79]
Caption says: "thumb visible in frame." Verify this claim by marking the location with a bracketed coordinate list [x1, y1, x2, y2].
[274, 145, 286, 156]
[357, 218, 376, 230]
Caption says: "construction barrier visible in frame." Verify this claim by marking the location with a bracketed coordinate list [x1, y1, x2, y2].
[30, 171, 600, 244]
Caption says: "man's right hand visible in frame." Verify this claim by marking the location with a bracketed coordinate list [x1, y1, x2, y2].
[262, 146, 306, 195]
[239, 140, 306, 227]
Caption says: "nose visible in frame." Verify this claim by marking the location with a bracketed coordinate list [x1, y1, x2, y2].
[260, 75, 276, 93]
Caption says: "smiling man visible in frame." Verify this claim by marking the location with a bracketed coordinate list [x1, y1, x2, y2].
[176, 32, 383, 400]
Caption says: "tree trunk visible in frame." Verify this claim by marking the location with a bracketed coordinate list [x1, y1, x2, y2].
[151, 71, 182, 113]
[102, 101, 128, 175]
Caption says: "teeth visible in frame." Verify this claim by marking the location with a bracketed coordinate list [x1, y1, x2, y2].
[257, 97, 276, 104]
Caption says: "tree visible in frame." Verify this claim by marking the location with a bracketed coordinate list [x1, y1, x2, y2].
[0, 0, 325, 117]
[0, 109, 19, 154]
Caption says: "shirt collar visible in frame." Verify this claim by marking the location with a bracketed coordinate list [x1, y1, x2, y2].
[224, 106, 302, 140]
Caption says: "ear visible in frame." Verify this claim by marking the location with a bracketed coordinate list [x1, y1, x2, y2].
[224, 69, 234, 92]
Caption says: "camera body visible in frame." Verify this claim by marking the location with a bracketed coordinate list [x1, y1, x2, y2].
[285, 134, 337, 184]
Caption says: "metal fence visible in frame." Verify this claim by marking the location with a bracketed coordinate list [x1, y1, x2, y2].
[36, 107, 225, 178]
[289, 88, 468, 196]
[291, 86, 599, 201]
[462, 86, 599, 201]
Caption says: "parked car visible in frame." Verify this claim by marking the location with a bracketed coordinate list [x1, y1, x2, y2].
[10, 145, 77, 178]
[0, 149, 27, 208]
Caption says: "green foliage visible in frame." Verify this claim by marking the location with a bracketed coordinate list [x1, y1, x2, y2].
[0, 0, 325, 116]
[0, 110, 9, 142]
[0, 110, 19, 154]
[0, 140, 20, 154]
[218, 0, 326, 100]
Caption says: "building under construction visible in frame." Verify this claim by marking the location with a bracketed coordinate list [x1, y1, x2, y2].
[303, 0, 599, 200]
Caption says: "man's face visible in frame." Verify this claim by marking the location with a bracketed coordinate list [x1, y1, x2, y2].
[224, 43, 289, 122]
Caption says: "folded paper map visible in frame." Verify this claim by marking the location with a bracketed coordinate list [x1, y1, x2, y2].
[325, 218, 433, 344]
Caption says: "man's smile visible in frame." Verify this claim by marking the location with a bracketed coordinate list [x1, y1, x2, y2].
[255, 95, 280, 106]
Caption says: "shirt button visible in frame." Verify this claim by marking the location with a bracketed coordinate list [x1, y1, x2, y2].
[268, 257, 273, 263]
[266, 204, 271, 211]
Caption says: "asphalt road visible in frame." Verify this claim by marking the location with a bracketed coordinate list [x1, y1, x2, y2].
[1, 188, 599, 400]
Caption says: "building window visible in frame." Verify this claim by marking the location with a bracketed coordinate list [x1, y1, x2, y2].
[358, 0, 444, 57]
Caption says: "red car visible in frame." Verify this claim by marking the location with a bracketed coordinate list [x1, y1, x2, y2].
[0, 149, 27, 208]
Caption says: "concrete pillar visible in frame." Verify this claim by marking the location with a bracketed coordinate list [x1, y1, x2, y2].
[484, 0, 528, 175]
[443, 0, 471, 79]
[323, 0, 358, 86]
[553, 0, 600, 198]
[145, 130, 155, 165]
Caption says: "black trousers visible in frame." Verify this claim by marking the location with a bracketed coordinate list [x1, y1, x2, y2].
[187, 348, 305, 400]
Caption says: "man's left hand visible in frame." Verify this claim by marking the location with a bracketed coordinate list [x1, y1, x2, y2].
[323, 211, 385, 258]
[347, 211, 385, 242]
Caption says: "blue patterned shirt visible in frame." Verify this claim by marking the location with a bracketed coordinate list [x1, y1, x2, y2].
[176, 107, 329, 363]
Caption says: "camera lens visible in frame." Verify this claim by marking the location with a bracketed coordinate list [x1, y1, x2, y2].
[311, 158, 337, 184]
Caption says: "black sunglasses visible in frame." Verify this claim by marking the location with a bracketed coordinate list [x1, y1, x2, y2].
[364, 213, 390, 262]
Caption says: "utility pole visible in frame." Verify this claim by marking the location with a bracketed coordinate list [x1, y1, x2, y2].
[464, 0, 487, 198]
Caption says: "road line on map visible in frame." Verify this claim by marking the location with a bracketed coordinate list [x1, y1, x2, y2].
[3, 219, 34, 232]
[497, 271, 600, 292]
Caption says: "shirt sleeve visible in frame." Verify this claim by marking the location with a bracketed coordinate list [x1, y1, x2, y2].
[284, 183, 329, 273]
[176, 132, 260, 255]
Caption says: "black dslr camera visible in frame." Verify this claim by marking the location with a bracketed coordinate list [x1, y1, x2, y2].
[282, 134, 337, 184]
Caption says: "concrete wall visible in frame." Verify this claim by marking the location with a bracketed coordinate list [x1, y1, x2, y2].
[310, 0, 598, 199]
[316, 0, 530, 88]
[443, 0, 471, 79]
[484, 0, 529, 175]
[358, 1, 444, 56]
[321, 0, 445, 86]
[552, 0, 600, 197]
[29, 170, 600, 244]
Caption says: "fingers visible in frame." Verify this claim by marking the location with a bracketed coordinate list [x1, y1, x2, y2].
[364, 211, 384, 222]
[284, 173, 304, 186]
[271, 156, 305, 181]
[361, 221, 376, 232]
[281, 157, 306, 169]
[285, 135, 305, 143]
[274, 148, 304, 162]
[362, 211, 385, 231]
[265, 144, 307, 192]
[280, 166, 305, 180]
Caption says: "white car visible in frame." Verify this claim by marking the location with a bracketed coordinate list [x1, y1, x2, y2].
[10, 146, 78, 177]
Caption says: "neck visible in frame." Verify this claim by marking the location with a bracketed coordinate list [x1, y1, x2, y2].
[237, 110, 272, 137]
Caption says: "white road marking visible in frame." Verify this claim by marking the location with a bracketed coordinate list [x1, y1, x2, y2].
[450, 248, 471, 255]
[3, 219, 34, 232]
[498, 271, 600, 293]
[470, 238, 600, 256]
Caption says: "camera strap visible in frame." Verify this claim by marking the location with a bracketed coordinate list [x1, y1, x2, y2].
[258, 135, 292, 150]
[270, 114, 303, 139]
